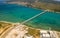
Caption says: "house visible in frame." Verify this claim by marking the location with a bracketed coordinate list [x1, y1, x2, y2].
[40, 30, 51, 38]
[24, 34, 34, 38]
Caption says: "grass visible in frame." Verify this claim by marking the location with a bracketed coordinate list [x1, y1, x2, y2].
[28, 27, 40, 38]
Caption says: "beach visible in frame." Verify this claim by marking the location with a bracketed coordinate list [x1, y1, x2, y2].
[0, 21, 60, 38]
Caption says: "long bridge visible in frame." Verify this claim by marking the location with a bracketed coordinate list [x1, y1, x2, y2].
[21, 10, 48, 24]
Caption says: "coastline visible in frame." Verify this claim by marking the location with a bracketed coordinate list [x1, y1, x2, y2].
[0, 21, 60, 32]
[0, 21, 60, 38]
[6, 2, 60, 13]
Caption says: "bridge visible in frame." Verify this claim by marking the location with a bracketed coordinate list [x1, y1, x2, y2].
[21, 10, 48, 24]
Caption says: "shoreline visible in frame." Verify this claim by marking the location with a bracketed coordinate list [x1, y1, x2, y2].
[0, 21, 60, 38]
[2, 3, 60, 13]
[0, 21, 60, 32]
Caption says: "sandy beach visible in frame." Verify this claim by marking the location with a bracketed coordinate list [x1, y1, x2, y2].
[0, 21, 60, 38]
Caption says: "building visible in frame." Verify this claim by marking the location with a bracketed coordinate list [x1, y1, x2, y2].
[40, 30, 56, 38]
[40, 30, 51, 38]
[24, 34, 34, 38]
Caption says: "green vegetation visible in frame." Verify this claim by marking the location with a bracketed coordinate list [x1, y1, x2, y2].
[28, 27, 40, 38]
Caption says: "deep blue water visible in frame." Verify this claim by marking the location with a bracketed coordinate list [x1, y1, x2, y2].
[0, 4, 60, 31]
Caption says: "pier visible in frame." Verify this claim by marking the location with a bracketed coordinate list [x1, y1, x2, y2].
[21, 10, 48, 24]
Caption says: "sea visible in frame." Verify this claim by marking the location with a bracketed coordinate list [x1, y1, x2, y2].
[0, 4, 60, 31]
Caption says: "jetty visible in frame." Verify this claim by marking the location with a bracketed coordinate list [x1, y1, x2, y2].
[21, 10, 48, 24]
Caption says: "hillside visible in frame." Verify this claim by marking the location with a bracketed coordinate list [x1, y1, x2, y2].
[32, 2, 60, 12]
[1, 0, 60, 4]
[0, 0, 60, 12]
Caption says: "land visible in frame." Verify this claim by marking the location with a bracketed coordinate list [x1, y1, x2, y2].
[0, 21, 13, 35]
[0, 21, 60, 38]
[4, 0, 60, 12]
[31, 2, 60, 12]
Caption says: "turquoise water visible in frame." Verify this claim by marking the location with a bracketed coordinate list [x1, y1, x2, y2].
[0, 4, 60, 31]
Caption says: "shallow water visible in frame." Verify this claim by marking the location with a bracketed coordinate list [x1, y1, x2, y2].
[0, 4, 60, 31]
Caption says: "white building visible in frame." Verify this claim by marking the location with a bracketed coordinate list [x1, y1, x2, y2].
[24, 34, 34, 38]
[40, 30, 51, 38]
